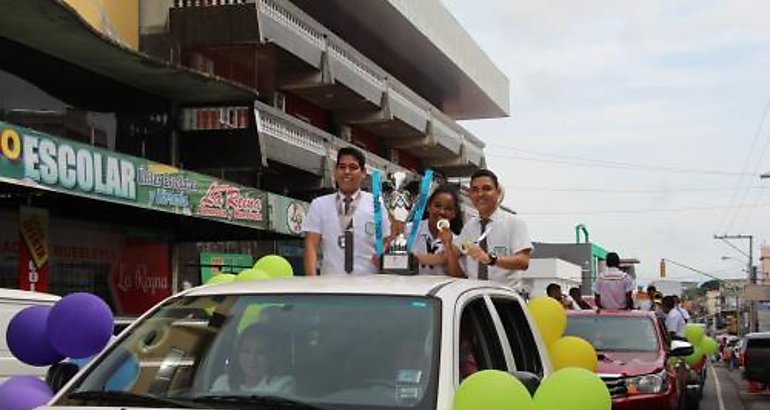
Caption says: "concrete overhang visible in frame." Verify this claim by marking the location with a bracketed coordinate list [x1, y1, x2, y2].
[0, 0, 258, 107]
[290, 0, 510, 120]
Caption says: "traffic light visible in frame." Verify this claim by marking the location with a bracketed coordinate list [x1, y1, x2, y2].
[660, 259, 666, 278]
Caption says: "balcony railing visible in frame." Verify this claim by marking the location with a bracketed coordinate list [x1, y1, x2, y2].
[258, 0, 325, 49]
[173, 0, 252, 7]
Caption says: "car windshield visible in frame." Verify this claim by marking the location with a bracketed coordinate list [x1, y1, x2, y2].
[54, 294, 440, 410]
[565, 316, 659, 352]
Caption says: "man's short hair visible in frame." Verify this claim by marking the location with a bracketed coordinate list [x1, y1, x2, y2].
[470, 169, 499, 188]
[337, 147, 366, 168]
[662, 295, 675, 309]
[606, 252, 620, 268]
[647, 285, 657, 294]
[546, 283, 561, 295]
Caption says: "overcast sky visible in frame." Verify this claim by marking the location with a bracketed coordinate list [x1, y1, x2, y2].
[443, 0, 770, 284]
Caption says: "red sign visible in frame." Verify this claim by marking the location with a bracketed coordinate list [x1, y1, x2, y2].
[109, 241, 171, 315]
[18, 207, 49, 292]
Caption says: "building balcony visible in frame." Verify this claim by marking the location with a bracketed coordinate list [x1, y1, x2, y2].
[164, 0, 486, 175]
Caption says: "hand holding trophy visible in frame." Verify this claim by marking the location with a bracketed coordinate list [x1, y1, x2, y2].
[373, 170, 434, 275]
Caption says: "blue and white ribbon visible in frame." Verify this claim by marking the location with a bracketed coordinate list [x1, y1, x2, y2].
[372, 170, 384, 257]
[406, 169, 434, 252]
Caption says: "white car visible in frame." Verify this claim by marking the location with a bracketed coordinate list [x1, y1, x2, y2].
[0, 288, 60, 382]
[44, 275, 552, 410]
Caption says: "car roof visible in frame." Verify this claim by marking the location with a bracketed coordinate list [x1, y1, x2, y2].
[0, 288, 60, 303]
[184, 275, 513, 298]
[745, 332, 770, 340]
[567, 309, 658, 318]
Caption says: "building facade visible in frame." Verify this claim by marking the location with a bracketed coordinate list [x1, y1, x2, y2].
[0, 0, 508, 315]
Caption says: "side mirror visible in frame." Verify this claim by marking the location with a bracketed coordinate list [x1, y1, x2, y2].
[46, 362, 80, 392]
[508, 370, 541, 396]
[670, 340, 694, 357]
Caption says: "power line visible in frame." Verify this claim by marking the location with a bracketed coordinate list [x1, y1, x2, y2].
[503, 185, 770, 195]
[718, 98, 770, 232]
[520, 202, 770, 216]
[486, 145, 758, 177]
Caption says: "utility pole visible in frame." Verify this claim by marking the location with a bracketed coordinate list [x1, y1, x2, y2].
[714, 234, 757, 333]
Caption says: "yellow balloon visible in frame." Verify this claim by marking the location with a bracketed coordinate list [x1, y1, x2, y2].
[236, 269, 271, 282]
[206, 273, 236, 285]
[549, 336, 598, 372]
[254, 255, 293, 279]
[454, 370, 534, 410]
[238, 304, 264, 332]
[527, 296, 566, 346]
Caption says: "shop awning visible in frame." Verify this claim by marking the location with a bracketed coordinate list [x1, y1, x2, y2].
[0, 0, 258, 108]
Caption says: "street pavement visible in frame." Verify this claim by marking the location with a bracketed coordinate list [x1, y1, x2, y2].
[702, 362, 770, 410]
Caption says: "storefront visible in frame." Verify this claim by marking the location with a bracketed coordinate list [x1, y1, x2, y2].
[0, 121, 307, 315]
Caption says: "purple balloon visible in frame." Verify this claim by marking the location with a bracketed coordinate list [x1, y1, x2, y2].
[47, 293, 113, 359]
[0, 376, 53, 410]
[6, 306, 64, 366]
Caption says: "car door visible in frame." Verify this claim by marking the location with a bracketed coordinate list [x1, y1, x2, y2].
[488, 292, 549, 377]
[454, 290, 508, 385]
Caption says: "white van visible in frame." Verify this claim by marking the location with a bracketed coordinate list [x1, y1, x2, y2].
[0, 288, 60, 382]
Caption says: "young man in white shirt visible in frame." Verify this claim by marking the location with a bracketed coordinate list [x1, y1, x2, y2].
[593, 252, 635, 310]
[444, 169, 533, 289]
[302, 147, 390, 275]
[662, 296, 686, 339]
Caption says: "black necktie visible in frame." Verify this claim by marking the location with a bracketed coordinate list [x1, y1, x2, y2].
[343, 197, 353, 273]
[478, 218, 490, 280]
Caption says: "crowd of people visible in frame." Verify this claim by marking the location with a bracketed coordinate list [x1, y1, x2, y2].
[301, 146, 533, 290]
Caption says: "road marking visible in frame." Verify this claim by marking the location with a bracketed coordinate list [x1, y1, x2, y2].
[710, 364, 726, 410]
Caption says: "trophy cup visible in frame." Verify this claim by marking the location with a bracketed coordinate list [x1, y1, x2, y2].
[375, 170, 433, 275]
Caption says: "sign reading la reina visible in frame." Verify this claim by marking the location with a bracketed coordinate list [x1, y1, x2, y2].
[1, 127, 136, 200]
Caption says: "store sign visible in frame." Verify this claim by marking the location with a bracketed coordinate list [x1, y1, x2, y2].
[199, 252, 254, 284]
[268, 193, 307, 236]
[18, 206, 49, 292]
[0, 121, 270, 231]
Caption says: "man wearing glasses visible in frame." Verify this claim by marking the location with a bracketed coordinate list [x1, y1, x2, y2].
[444, 169, 532, 290]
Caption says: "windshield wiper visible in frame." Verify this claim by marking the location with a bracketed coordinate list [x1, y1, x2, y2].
[68, 390, 205, 408]
[194, 394, 327, 410]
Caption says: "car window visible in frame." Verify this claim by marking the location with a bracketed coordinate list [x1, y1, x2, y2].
[490, 297, 543, 376]
[54, 294, 440, 410]
[457, 297, 506, 383]
[566, 316, 659, 352]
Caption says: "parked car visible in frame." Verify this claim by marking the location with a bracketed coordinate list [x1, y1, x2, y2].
[566, 310, 696, 410]
[0, 288, 60, 383]
[43, 275, 552, 410]
[742, 332, 770, 385]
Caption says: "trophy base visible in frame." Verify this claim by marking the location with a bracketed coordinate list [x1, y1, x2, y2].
[380, 253, 417, 275]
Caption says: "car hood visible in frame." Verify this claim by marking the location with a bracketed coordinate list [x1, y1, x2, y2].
[40, 407, 210, 410]
[596, 351, 664, 377]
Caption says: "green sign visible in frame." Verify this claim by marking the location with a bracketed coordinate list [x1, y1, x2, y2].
[200, 252, 254, 283]
[0, 121, 269, 230]
[268, 193, 307, 236]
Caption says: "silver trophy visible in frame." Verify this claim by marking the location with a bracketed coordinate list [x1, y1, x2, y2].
[381, 172, 418, 274]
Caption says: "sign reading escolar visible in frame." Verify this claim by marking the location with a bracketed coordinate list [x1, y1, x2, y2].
[23, 135, 136, 200]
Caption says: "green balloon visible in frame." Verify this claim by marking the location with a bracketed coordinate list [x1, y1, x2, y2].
[700, 336, 718, 356]
[454, 370, 533, 410]
[254, 255, 294, 279]
[686, 345, 705, 366]
[533, 367, 611, 410]
[684, 324, 705, 345]
[236, 268, 271, 282]
[206, 273, 236, 285]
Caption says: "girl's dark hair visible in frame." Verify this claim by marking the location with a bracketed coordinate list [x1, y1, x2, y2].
[422, 183, 463, 234]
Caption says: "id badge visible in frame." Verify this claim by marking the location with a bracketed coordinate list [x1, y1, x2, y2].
[338, 235, 346, 249]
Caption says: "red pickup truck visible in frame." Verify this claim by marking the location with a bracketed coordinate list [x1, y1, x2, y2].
[566, 310, 698, 410]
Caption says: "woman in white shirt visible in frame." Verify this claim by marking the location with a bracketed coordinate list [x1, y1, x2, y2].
[412, 184, 463, 276]
[212, 324, 295, 395]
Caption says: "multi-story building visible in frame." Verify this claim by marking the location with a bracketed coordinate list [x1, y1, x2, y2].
[0, 0, 508, 315]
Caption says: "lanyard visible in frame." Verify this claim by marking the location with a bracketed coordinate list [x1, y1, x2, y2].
[373, 171, 383, 257]
[336, 191, 361, 232]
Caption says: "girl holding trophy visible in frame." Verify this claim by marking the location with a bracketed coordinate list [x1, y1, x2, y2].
[411, 183, 464, 276]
